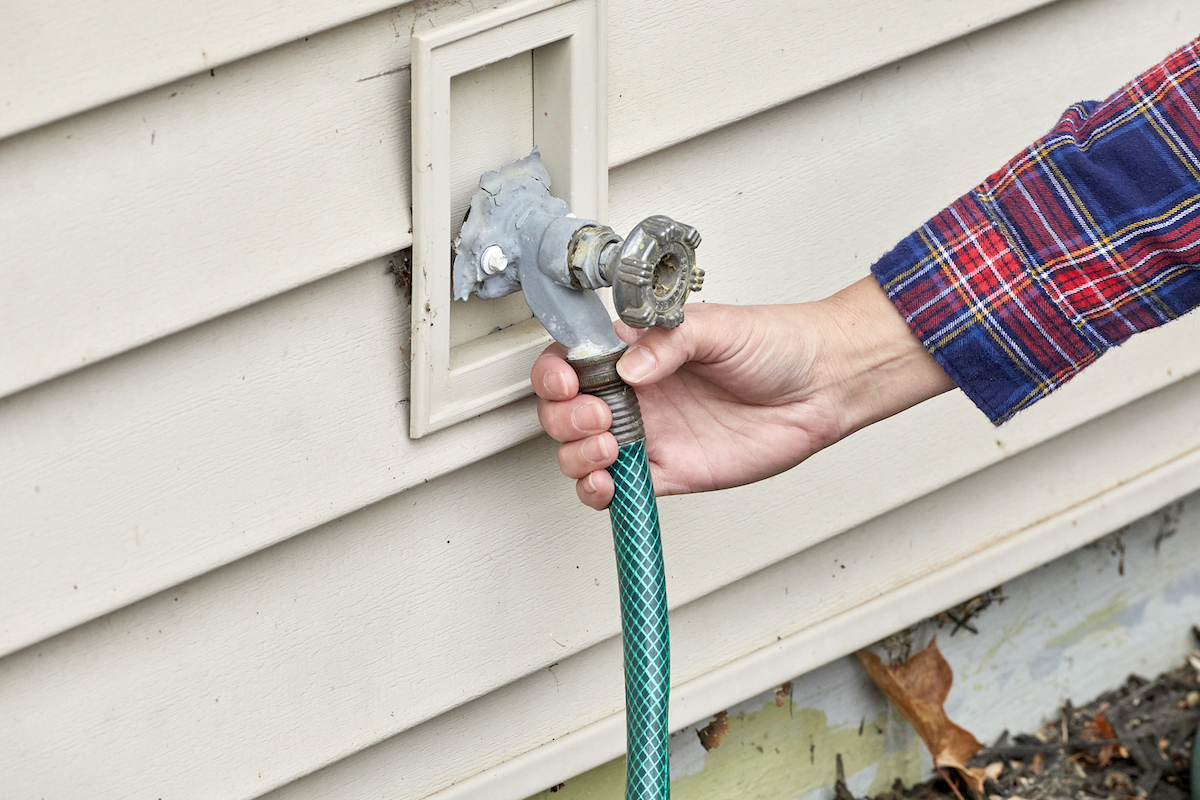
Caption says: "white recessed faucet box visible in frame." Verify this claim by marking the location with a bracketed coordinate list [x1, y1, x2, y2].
[409, 0, 608, 438]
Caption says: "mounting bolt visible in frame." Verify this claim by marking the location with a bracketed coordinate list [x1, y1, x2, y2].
[481, 245, 508, 275]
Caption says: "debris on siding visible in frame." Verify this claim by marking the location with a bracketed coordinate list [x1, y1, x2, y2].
[697, 710, 729, 751]
[1087, 528, 1129, 576]
[776, 681, 793, 708]
[935, 588, 1005, 637]
[356, 64, 411, 83]
[835, 753, 856, 800]
[881, 587, 1006, 664]
[882, 629, 917, 664]
[389, 248, 414, 299]
[1156, 501, 1184, 553]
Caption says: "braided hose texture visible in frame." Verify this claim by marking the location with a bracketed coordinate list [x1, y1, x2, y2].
[608, 439, 671, 800]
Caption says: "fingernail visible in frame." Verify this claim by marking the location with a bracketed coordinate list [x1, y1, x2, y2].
[572, 402, 606, 432]
[617, 346, 656, 384]
[582, 436, 611, 464]
[543, 370, 568, 398]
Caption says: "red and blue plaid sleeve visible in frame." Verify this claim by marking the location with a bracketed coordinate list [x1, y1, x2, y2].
[872, 37, 1200, 424]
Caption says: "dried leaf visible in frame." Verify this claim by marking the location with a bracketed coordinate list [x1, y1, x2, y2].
[1096, 715, 1121, 767]
[984, 761, 1004, 781]
[856, 639, 985, 793]
[697, 710, 728, 751]
[1079, 712, 1120, 768]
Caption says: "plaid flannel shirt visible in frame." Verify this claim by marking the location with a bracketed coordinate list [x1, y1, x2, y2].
[872, 37, 1200, 424]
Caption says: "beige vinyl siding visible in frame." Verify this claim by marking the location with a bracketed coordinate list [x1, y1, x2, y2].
[1, 0, 1057, 401]
[4, 0, 1196, 662]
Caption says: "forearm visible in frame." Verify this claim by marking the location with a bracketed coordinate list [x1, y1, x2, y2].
[812, 276, 955, 437]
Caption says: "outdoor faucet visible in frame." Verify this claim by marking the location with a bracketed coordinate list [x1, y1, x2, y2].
[453, 148, 704, 441]
[454, 148, 702, 800]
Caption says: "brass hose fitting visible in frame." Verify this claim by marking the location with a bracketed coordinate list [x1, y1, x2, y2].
[569, 349, 645, 445]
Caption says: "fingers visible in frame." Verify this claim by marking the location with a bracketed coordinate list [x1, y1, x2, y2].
[537, 394, 612, 443]
[557, 432, 618, 478]
[576, 469, 615, 510]
[530, 343, 577, 401]
[531, 341, 617, 510]
[615, 304, 735, 387]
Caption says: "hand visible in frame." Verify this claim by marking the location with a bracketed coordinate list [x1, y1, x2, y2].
[531, 277, 955, 509]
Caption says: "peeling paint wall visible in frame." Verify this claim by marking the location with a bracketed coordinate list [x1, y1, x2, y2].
[527, 493, 1200, 800]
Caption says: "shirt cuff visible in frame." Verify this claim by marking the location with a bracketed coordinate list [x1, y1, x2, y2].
[871, 192, 1100, 424]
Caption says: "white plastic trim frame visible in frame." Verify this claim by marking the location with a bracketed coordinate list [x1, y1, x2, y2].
[409, 0, 607, 437]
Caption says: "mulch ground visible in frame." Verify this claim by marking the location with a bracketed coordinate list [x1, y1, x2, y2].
[842, 650, 1200, 800]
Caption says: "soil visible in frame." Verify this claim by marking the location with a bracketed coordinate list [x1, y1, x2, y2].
[842, 648, 1200, 800]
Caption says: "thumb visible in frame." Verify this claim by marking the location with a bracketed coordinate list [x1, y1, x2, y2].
[615, 305, 735, 386]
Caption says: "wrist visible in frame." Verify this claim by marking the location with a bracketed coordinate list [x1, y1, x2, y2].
[813, 276, 955, 437]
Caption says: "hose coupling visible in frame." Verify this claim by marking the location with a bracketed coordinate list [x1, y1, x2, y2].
[570, 349, 644, 445]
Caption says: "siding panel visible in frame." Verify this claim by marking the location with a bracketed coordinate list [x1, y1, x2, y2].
[0, 7, 417, 400]
[3, 334, 1197, 800]
[0, 261, 541, 656]
[1, 0, 1065, 400]
[0, 0, 404, 139]
[1, 0, 1195, 661]
[607, 0, 1058, 165]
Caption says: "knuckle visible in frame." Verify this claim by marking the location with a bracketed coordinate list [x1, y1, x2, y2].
[538, 398, 578, 442]
[557, 442, 587, 479]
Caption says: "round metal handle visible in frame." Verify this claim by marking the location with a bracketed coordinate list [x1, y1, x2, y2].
[612, 215, 704, 329]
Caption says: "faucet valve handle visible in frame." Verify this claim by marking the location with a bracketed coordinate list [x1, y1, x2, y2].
[612, 215, 703, 330]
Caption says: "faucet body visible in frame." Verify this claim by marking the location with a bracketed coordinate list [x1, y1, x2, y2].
[454, 149, 703, 365]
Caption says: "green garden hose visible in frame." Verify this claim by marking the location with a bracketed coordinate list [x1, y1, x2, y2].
[608, 439, 671, 800]
[572, 352, 671, 800]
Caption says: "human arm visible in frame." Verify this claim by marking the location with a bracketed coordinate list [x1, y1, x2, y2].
[532, 277, 954, 509]
[535, 35, 1200, 508]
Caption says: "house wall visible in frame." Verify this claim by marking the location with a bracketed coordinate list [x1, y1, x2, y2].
[523, 494, 1200, 800]
[2, 0, 1199, 798]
